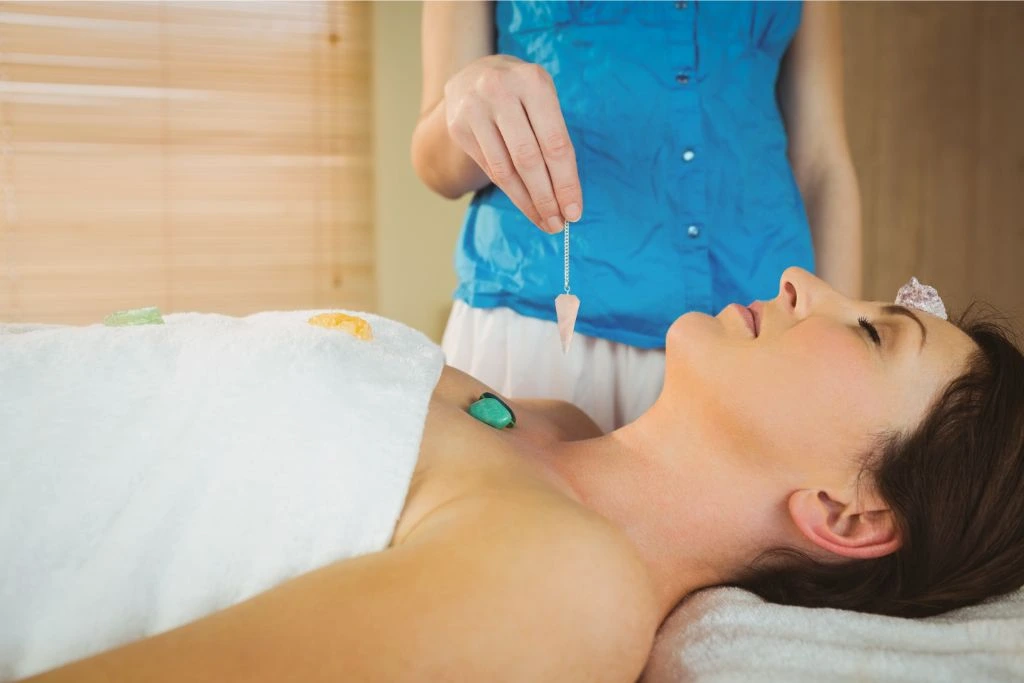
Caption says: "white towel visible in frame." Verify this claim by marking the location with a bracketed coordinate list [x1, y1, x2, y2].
[0, 311, 444, 680]
[643, 585, 1024, 682]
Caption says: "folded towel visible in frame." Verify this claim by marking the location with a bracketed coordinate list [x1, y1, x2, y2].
[0, 311, 445, 680]
[643, 585, 1024, 682]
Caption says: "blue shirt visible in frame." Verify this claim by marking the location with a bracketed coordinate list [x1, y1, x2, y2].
[453, 0, 814, 349]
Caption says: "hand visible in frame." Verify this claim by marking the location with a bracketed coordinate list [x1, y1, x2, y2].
[443, 54, 582, 233]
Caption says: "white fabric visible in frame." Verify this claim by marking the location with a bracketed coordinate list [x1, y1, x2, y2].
[442, 301, 665, 432]
[0, 311, 444, 680]
[643, 586, 1024, 682]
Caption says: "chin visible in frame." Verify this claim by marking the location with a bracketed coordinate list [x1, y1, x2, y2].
[667, 310, 716, 339]
[665, 311, 718, 364]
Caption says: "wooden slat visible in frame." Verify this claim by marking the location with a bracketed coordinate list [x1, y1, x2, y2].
[0, 0, 375, 323]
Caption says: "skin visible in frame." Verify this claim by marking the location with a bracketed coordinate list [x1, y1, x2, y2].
[411, 2, 863, 295]
[25, 268, 976, 682]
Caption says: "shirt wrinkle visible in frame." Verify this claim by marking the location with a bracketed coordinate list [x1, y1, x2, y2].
[453, 0, 815, 350]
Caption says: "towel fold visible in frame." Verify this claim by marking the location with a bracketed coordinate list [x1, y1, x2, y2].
[0, 311, 444, 680]
[643, 585, 1024, 682]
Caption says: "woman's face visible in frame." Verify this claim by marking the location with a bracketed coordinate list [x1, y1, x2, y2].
[664, 267, 977, 482]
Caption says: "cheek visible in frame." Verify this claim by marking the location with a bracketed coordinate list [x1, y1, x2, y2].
[762, 332, 890, 462]
[665, 318, 893, 465]
[789, 326, 873, 397]
[788, 327, 869, 392]
[724, 328, 890, 468]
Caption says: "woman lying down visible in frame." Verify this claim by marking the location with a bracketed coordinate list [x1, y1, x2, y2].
[2, 267, 1023, 682]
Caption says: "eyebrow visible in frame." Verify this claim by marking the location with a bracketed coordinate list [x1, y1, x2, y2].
[881, 305, 927, 350]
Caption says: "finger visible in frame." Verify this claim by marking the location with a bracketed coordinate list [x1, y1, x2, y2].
[494, 102, 564, 233]
[520, 84, 582, 223]
[467, 119, 548, 231]
[448, 99, 547, 230]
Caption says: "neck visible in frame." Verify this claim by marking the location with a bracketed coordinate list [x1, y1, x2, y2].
[538, 399, 785, 619]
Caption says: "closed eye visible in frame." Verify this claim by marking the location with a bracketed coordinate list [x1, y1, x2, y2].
[859, 317, 881, 345]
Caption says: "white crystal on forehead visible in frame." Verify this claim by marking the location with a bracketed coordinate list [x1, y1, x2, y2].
[895, 277, 947, 320]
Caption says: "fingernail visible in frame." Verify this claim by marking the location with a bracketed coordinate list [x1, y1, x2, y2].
[546, 216, 564, 233]
[564, 203, 581, 222]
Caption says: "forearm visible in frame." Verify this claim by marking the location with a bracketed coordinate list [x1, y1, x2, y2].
[798, 160, 863, 299]
[26, 495, 655, 683]
[411, 96, 490, 199]
[413, 0, 494, 200]
[28, 549, 482, 683]
[776, 1, 860, 297]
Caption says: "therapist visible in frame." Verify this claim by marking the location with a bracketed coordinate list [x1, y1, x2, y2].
[412, 1, 861, 432]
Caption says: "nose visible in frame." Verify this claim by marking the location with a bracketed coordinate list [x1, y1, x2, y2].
[777, 266, 834, 319]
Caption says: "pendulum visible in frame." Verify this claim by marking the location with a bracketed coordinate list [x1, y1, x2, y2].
[555, 220, 580, 353]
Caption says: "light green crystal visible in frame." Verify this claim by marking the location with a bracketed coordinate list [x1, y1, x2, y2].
[467, 394, 516, 429]
[103, 306, 165, 327]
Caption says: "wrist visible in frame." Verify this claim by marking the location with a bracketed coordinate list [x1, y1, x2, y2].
[412, 100, 485, 199]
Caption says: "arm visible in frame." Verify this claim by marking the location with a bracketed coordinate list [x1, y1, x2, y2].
[27, 491, 657, 683]
[412, 0, 493, 200]
[777, 2, 863, 298]
[411, 2, 583, 232]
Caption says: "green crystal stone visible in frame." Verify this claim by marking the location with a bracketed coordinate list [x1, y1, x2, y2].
[467, 392, 516, 429]
[103, 306, 165, 327]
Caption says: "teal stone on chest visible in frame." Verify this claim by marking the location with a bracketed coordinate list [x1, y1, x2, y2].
[467, 392, 517, 429]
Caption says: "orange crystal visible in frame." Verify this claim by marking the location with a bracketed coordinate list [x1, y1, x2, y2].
[307, 312, 373, 340]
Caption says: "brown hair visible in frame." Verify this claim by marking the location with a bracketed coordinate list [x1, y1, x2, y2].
[737, 311, 1024, 617]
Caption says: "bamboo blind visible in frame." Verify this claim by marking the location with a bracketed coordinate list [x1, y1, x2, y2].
[0, 1, 374, 324]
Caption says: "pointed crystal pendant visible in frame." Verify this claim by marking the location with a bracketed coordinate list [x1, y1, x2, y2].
[555, 293, 580, 354]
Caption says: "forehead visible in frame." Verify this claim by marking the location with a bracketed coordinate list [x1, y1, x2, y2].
[892, 304, 977, 372]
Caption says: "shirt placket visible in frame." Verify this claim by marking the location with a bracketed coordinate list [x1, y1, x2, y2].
[668, 0, 711, 313]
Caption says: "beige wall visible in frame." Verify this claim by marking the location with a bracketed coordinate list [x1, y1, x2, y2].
[372, 1, 469, 342]
[843, 2, 1024, 326]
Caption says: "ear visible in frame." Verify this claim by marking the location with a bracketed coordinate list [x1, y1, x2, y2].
[787, 489, 901, 560]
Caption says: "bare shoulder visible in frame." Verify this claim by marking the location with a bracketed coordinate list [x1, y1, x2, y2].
[404, 484, 661, 680]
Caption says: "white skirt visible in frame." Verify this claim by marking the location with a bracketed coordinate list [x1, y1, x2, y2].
[441, 301, 665, 432]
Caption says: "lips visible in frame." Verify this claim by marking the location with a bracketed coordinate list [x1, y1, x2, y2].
[729, 303, 757, 337]
[747, 301, 763, 337]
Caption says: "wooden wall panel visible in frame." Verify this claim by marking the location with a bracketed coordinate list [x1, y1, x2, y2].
[842, 1, 1024, 324]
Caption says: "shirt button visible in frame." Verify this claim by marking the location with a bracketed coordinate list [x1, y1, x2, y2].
[682, 148, 695, 162]
[675, 1, 687, 8]
[675, 72, 690, 85]
[687, 224, 701, 238]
